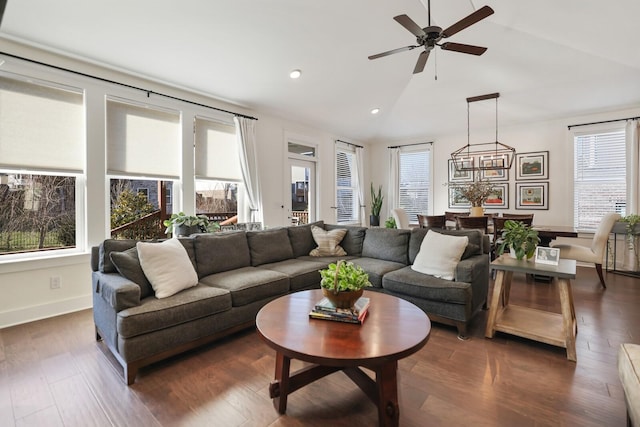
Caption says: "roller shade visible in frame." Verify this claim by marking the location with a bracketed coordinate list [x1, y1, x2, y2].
[106, 97, 181, 178]
[194, 117, 241, 182]
[0, 74, 84, 173]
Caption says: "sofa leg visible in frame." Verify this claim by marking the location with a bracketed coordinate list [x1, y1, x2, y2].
[95, 326, 102, 341]
[124, 364, 137, 385]
[456, 323, 469, 341]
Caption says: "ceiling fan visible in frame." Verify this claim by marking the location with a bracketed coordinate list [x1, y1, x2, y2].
[368, 1, 494, 74]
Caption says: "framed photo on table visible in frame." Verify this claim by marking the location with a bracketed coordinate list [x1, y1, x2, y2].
[483, 183, 509, 209]
[516, 182, 549, 210]
[516, 151, 549, 180]
[448, 159, 473, 182]
[535, 246, 560, 265]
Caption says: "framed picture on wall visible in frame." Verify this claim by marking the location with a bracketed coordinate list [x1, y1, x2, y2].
[483, 183, 509, 209]
[516, 151, 549, 180]
[516, 182, 549, 210]
[480, 160, 509, 181]
[448, 186, 471, 208]
[448, 159, 473, 182]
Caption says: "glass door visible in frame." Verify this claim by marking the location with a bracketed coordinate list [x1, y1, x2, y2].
[287, 159, 315, 225]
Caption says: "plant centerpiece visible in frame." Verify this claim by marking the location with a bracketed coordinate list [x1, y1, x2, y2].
[163, 212, 220, 236]
[319, 261, 372, 309]
[370, 183, 384, 226]
[447, 173, 497, 216]
[496, 219, 540, 260]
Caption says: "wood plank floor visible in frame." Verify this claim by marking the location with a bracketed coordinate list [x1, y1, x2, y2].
[1, 266, 638, 426]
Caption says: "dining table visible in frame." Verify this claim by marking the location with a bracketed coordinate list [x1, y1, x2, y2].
[533, 225, 579, 247]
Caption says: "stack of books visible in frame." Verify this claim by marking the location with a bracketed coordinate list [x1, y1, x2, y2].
[309, 296, 370, 324]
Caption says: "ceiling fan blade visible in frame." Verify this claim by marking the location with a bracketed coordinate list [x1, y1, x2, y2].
[368, 45, 418, 60]
[413, 50, 430, 74]
[393, 14, 425, 37]
[441, 42, 487, 56]
[441, 5, 494, 38]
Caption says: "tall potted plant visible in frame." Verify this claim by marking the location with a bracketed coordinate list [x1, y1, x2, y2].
[497, 219, 540, 260]
[370, 183, 383, 226]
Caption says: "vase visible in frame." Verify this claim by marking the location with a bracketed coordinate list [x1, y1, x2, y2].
[370, 215, 380, 227]
[469, 206, 484, 217]
[322, 288, 364, 309]
[174, 225, 200, 237]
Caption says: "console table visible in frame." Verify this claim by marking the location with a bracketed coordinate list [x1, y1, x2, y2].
[485, 256, 578, 361]
[606, 221, 640, 278]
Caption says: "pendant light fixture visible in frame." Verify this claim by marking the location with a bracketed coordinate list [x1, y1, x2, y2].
[450, 92, 515, 172]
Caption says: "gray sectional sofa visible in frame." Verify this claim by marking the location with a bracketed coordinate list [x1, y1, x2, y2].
[91, 221, 489, 384]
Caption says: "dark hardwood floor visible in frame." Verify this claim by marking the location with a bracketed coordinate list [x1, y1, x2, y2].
[1, 266, 638, 426]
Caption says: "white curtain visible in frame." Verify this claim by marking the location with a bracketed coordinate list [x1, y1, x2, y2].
[354, 146, 366, 226]
[626, 119, 640, 215]
[234, 116, 262, 223]
[387, 147, 400, 220]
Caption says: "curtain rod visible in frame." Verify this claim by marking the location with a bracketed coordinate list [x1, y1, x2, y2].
[567, 116, 638, 130]
[335, 139, 363, 148]
[387, 141, 433, 149]
[0, 51, 258, 121]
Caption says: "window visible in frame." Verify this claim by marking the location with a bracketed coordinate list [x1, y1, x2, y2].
[573, 128, 626, 231]
[336, 147, 360, 224]
[398, 147, 430, 225]
[194, 117, 242, 221]
[0, 73, 84, 257]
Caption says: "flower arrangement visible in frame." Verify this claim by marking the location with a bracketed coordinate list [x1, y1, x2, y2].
[447, 174, 497, 207]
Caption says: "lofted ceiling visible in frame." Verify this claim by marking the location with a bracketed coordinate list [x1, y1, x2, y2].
[1, 0, 639, 143]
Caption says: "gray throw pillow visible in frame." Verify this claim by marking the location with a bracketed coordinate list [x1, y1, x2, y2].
[110, 247, 154, 298]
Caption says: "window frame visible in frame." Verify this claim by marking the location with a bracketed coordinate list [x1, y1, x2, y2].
[396, 145, 432, 226]
[335, 144, 360, 225]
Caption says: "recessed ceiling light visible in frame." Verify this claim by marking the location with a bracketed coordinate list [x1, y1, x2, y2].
[289, 69, 302, 79]
[371, 108, 380, 115]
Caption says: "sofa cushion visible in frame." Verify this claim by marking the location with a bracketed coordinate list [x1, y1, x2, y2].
[350, 257, 405, 288]
[361, 228, 410, 264]
[618, 343, 640, 427]
[288, 220, 325, 258]
[247, 228, 294, 266]
[259, 259, 326, 291]
[382, 266, 472, 305]
[194, 232, 251, 277]
[324, 224, 367, 256]
[137, 239, 199, 298]
[116, 284, 232, 339]
[99, 239, 137, 273]
[412, 230, 469, 280]
[200, 266, 289, 306]
[310, 226, 347, 256]
[409, 228, 483, 264]
[110, 247, 154, 299]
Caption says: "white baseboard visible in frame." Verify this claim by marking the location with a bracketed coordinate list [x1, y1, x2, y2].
[0, 294, 92, 329]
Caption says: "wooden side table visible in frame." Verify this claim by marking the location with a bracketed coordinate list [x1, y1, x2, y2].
[485, 256, 578, 361]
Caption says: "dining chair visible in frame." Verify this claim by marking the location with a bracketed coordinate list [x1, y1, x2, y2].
[417, 214, 446, 229]
[445, 211, 469, 229]
[392, 208, 410, 229]
[456, 215, 489, 234]
[550, 212, 621, 288]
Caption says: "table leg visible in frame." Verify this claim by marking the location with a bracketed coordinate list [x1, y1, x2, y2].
[503, 271, 513, 306]
[485, 270, 507, 338]
[269, 352, 291, 413]
[376, 361, 399, 427]
[557, 278, 577, 361]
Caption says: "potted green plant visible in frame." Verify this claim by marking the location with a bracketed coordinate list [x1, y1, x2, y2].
[385, 217, 397, 229]
[319, 261, 372, 308]
[370, 183, 383, 226]
[163, 212, 219, 236]
[497, 219, 540, 260]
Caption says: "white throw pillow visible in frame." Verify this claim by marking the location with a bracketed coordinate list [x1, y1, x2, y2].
[309, 226, 347, 256]
[412, 230, 469, 280]
[137, 239, 198, 298]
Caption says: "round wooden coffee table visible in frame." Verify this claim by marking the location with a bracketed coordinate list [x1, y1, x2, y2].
[256, 289, 431, 427]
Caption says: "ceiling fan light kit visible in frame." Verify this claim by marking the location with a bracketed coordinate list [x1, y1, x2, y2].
[451, 92, 516, 172]
[368, 1, 494, 74]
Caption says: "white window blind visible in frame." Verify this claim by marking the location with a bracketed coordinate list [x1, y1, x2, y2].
[574, 129, 626, 231]
[107, 97, 181, 178]
[336, 147, 359, 224]
[194, 117, 241, 182]
[0, 74, 84, 173]
[399, 147, 430, 224]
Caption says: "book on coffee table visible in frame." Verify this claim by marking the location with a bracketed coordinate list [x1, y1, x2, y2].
[309, 297, 370, 324]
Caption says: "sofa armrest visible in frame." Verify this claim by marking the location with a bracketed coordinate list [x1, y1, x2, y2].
[93, 271, 141, 312]
[455, 254, 489, 308]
